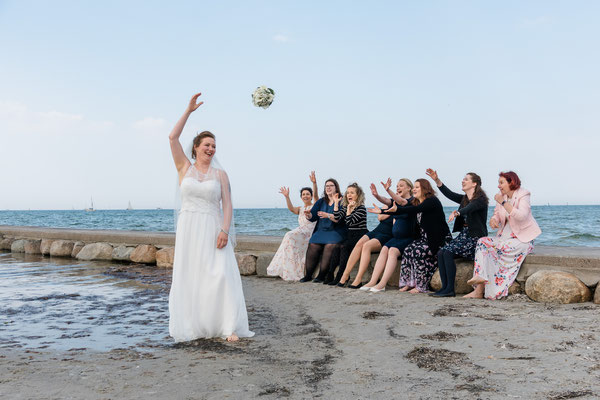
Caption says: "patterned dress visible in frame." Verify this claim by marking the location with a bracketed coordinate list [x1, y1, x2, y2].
[399, 213, 444, 292]
[267, 205, 317, 281]
[472, 213, 534, 300]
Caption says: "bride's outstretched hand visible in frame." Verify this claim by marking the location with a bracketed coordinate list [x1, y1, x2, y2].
[187, 93, 204, 113]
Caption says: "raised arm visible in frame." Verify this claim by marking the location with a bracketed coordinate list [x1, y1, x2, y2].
[370, 183, 392, 206]
[218, 170, 233, 249]
[170, 93, 203, 182]
[309, 171, 319, 203]
[426, 168, 463, 204]
[381, 197, 438, 216]
[280, 187, 300, 214]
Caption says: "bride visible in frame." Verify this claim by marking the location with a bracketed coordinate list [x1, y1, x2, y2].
[168, 92, 254, 342]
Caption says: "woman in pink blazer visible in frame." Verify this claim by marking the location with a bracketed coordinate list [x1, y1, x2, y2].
[464, 171, 541, 299]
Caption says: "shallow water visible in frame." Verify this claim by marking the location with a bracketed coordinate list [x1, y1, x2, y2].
[0, 252, 171, 352]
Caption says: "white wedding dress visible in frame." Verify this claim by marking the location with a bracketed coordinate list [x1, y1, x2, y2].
[169, 164, 254, 341]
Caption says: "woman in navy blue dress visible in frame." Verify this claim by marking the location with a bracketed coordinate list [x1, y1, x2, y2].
[299, 178, 347, 282]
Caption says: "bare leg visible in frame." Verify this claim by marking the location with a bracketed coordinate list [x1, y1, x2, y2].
[408, 287, 423, 294]
[464, 283, 485, 298]
[373, 247, 400, 290]
[339, 235, 368, 284]
[365, 246, 389, 288]
[466, 275, 487, 286]
[226, 333, 239, 342]
[351, 239, 382, 286]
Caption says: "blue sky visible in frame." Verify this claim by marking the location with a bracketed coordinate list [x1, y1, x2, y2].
[1, 1, 599, 209]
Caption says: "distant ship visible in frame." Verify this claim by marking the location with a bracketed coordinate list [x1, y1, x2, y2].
[127, 201, 133, 210]
[85, 197, 95, 212]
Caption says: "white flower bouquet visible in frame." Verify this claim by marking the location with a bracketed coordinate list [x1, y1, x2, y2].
[252, 86, 275, 109]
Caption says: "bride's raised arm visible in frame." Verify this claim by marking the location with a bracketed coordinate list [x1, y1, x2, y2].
[169, 93, 203, 180]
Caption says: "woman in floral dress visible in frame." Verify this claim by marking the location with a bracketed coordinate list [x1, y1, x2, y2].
[267, 172, 318, 281]
[464, 171, 541, 299]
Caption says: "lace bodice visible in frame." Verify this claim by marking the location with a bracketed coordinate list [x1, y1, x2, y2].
[179, 165, 222, 215]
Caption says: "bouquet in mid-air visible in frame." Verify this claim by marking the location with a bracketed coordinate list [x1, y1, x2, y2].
[252, 86, 275, 109]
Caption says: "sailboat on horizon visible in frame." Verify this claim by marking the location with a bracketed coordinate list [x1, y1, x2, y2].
[127, 201, 133, 210]
[85, 197, 95, 212]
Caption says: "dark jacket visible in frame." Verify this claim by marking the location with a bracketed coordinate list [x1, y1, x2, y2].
[439, 184, 488, 238]
[383, 196, 450, 255]
[308, 197, 348, 237]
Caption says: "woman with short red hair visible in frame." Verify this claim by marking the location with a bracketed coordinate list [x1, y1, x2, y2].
[465, 171, 541, 299]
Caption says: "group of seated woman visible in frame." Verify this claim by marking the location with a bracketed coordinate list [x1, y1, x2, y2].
[267, 169, 541, 300]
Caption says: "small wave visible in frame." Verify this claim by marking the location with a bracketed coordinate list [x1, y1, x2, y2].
[559, 233, 600, 241]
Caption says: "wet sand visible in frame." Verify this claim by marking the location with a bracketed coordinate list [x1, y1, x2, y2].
[1, 256, 600, 399]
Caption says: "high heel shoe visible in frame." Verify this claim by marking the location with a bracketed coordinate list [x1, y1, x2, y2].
[348, 282, 363, 289]
[337, 280, 349, 288]
[369, 287, 385, 293]
[359, 285, 373, 291]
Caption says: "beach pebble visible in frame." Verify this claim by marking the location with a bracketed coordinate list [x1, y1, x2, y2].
[71, 241, 85, 258]
[24, 239, 42, 254]
[40, 239, 54, 255]
[0, 237, 15, 250]
[112, 245, 134, 261]
[11, 239, 26, 253]
[156, 247, 174, 268]
[236, 253, 257, 275]
[50, 240, 74, 257]
[525, 270, 592, 304]
[430, 259, 474, 294]
[130, 244, 157, 264]
[76, 242, 113, 261]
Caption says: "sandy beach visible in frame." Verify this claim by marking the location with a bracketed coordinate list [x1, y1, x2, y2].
[1, 265, 599, 400]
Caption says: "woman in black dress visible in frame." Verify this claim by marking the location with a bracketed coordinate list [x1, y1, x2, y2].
[426, 169, 489, 297]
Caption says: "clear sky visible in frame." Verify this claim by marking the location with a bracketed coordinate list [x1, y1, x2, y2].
[1, 1, 598, 209]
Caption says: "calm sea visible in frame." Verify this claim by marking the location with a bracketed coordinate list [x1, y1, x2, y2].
[1, 206, 599, 247]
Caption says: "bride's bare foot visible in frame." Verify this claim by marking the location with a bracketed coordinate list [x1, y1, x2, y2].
[467, 276, 487, 286]
[399, 286, 412, 292]
[408, 288, 421, 294]
[226, 333, 239, 342]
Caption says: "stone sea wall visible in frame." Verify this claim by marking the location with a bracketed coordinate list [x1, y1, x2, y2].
[1, 225, 599, 305]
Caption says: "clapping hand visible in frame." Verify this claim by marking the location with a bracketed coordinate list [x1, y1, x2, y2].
[494, 192, 504, 204]
[186, 93, 204, 113]
[309, 171, 316, 184]
[380, 178, 392, 192]
[448, 210, 459, 223]
[332, 193, 341, 204]
[279, 186, 290, 197]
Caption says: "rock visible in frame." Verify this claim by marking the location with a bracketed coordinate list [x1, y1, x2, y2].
[255, 252, 275, 277]
[50, 240, 74, 257]
[594, 286, 600, 305]
[11, 239, 26, 253]
[71, 241, 85, 258]
[430, 260, 474, 294]
[24, 239, 42, 254]
[112, 245, 134, 261]
[130, 245, 157, 264]
[236, 253, 257, 275]
[508, 281, 524, 295]
[76, 242, 113, 261]
[156, 247, 175, 268]
[1, 237, 15, 250]
[40, 239, 54, 255]
[525, 270, 592, 304]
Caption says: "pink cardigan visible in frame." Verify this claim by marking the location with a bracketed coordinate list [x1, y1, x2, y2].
[491, 188, 541, 243]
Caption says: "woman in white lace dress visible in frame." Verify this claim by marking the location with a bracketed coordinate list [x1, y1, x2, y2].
[267, 173, 318, 281]
[168, 92, 254, 342]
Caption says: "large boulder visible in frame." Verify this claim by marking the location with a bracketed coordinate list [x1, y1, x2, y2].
[525, 270, 592, 304]
[71, 241, 85, 258]
[112, 245, 134, 261]
[40, 239, 54, 255]
[24, 239, 42, 254]
[11, 239, 26, 253]
[76, 242, 113, 261]
[255, 252, 275, 277]
[594, 286, 600, 305]
[156, 247, 175, 268]
[50, 240, 74, 257]
[0, 237, 15, 250]
[236, 253, 257, 276]
[430, 260, 474, 294]
[130, 245, 157, 264]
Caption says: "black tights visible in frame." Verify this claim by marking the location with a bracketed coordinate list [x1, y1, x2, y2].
[436, 248, 458, 294]
[303, 243, 340, 281]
